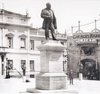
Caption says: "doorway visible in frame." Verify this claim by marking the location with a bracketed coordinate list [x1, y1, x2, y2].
[81, 59, 99, 80]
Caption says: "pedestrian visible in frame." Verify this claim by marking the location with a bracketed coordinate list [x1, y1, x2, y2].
[5, 63, 11, 79]
[69, 70, 74, 85]
[21, 63, 26, 76]
[41, 2, 57, 40]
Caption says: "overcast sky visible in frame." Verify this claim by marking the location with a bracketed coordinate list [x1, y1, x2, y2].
[0, 0, 100, 34]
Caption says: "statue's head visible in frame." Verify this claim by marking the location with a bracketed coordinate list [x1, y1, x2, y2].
[46, 2, 51, 9]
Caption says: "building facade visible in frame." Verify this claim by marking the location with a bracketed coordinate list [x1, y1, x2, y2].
[67, 30, 100, 80]
[0, 9, 67, 77]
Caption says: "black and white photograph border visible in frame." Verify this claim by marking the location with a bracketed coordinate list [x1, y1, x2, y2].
[0, 0, 100, 94]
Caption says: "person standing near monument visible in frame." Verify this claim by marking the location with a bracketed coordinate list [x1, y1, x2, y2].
[41, 3, 57, 40]
[69, 70, 74, 85]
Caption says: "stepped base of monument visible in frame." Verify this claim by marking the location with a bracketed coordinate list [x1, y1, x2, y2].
[27, 88, 78, 94]
[36, 73, 67, 90]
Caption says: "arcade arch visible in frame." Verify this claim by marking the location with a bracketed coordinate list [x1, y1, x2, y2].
[80, 59, 99, 80]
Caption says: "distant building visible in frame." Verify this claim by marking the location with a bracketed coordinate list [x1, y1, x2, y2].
[67, 29, 100, 80]
[0, 9, 67, 77]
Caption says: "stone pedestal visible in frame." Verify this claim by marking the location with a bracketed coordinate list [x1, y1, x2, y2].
[36, 40, 67, 90]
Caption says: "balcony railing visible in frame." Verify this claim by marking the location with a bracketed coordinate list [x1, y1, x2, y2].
[0, 47, 8, 54]
[30, 29, 67, 39]
[0, 18, 29, 27]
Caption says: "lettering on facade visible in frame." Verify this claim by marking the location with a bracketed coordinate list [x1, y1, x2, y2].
[73, 33, 100, 39]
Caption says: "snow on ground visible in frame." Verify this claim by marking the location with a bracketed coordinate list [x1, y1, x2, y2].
[0, 77, 100, 94]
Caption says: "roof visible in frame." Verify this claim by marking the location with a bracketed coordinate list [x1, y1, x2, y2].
[0, 9, 31, 19]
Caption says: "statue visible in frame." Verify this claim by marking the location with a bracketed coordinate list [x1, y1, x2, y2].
[41, 3, 57, 40]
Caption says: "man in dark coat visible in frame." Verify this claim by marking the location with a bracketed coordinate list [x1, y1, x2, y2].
[69, 70, 74, 85]
[41, 3, 57, 40]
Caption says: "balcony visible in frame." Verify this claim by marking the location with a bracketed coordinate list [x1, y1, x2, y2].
[0, 16, 30, 28]
[30, 29, 67, 40]
[0, 47, 8, 55]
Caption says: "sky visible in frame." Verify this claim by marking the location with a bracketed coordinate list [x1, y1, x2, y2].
[0, 0, 100, 34]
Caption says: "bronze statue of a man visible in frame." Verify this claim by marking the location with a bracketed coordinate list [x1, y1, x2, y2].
[41, 3, 57, 40]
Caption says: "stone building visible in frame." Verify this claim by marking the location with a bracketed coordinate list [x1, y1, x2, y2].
[67, 29, 100, 80]
[0, 9, 67, 78]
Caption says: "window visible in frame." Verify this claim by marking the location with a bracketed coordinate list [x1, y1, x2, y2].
[20, 19, 26, 24]
[61, 42, 64, 45]
[20, 38, 26, 48]
[30, 60, 34, 71]
[6, 33, 14, 48]
[7, 60, 13, 70]
[81, 46, 95, 56]
[21, 60, 26, 69]
[19, 34, 27, 49]
[30, 40, 34, 50]
[8, 37, 13, 48]
[7, 17, 13, 22]
[21, 19, 26, 22]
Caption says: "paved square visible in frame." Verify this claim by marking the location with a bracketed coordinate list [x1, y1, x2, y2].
[0, 77, 100, 94]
